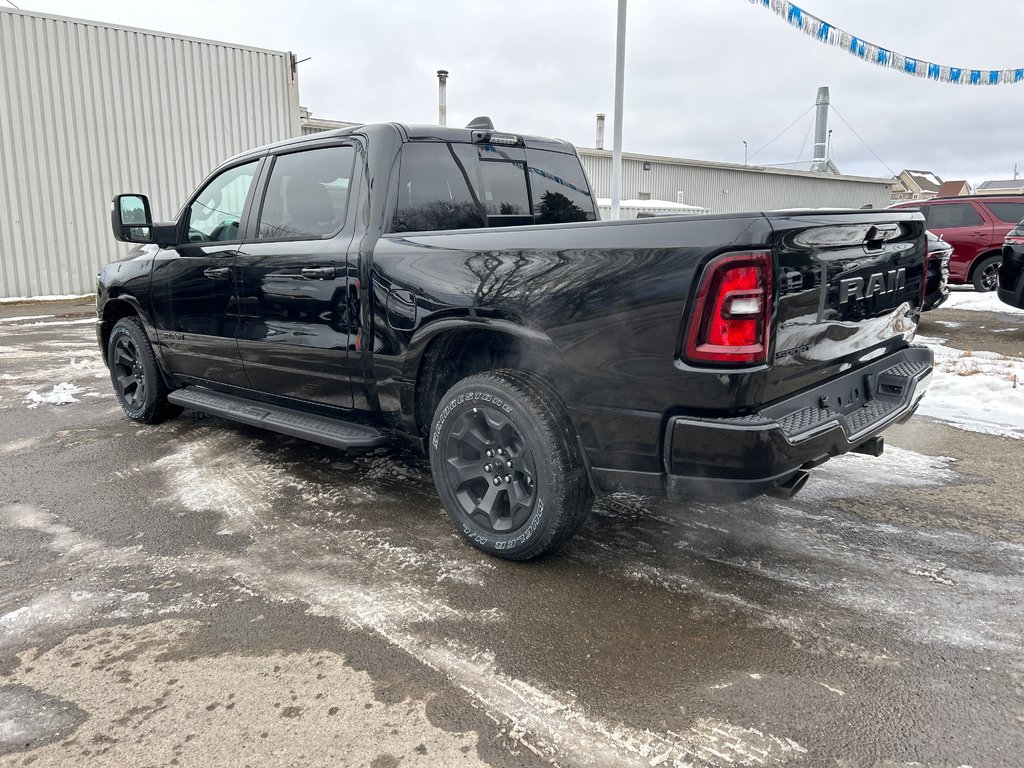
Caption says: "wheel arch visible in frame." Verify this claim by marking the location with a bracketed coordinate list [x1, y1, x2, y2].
[100, 296, 167, 376]
[100, 297, 144, 351]
[405, 317, 565, 438]
[968, 249, 1003, 280]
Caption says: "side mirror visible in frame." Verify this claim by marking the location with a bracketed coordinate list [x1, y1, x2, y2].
[111, 194, 153, 242]
[111, 194, 177, 247]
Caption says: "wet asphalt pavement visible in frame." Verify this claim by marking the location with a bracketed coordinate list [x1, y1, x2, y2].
[1, 301, 1022, 767]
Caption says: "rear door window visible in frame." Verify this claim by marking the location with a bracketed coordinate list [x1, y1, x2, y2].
[925, 203, 984, 229]
[257, 145, 355, 239]
[392, 143, 485, 233]
[525, 149, 597, 224]
[983, 201, 1024, 224]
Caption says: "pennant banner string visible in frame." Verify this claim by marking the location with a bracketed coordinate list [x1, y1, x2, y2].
[749, 0, 1024, 86]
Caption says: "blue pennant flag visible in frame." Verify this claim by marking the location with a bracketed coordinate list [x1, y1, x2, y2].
[749, 0, 1023, 86]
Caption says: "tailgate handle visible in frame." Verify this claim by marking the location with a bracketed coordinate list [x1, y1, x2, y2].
[864, 224, 900, 252]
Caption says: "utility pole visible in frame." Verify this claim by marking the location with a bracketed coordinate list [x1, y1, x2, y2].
[610, 0, 627, 220]
[742, 140, 748, 165]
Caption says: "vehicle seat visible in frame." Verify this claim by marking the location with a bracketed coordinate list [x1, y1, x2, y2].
[283, 177, 335, 236]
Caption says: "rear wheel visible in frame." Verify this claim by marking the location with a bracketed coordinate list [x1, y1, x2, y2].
[107, 317, 181, 424]
[429, 369, 593, 560]
[972, 255, 1001, 292]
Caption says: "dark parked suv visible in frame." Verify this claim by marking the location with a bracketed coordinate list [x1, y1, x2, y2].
[998, 219, 1024, 308]
[893, 195, 1024, 291]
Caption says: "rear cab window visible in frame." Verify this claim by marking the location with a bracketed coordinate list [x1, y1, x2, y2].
[391, 141, 595, 233]
[526, 148, 596, 224]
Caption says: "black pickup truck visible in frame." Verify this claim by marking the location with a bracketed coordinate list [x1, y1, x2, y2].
[99, 120, 932, 559]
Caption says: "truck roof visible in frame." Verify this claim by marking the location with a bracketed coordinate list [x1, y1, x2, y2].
[226, 122, 576, 166]
[395, 124, 575, 153]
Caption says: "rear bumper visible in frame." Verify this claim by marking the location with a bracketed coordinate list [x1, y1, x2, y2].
[997, 286, 1023, 309]
[591, 346, 933, 501]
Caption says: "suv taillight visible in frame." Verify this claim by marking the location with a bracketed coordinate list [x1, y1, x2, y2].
[682, 250, 773, 366]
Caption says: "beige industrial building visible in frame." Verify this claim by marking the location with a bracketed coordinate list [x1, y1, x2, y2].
[1, 8, 894, 299]
[0, 7, 300, 299]
[578, 148, 893, 215]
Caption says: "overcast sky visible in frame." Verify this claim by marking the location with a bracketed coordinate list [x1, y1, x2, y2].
[18, 0, 1024, 183]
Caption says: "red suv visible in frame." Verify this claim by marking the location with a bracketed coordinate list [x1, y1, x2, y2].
[893, 195, 1024, 291]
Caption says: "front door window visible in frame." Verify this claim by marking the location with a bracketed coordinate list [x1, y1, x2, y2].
[185, 161, 259, 243]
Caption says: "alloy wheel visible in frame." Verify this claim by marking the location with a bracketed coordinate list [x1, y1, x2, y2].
[442, 406, 537, 533]
[111, 335, 147, 410]
[980, 263, 999, 291]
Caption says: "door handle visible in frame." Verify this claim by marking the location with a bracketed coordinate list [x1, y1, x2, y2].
[203, 267, 231, 280]
[301, 266, 336, 280]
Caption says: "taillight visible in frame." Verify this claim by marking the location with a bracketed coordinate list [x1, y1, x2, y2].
[682, 250, 773, 366]
[1006, 235, 1024, 245]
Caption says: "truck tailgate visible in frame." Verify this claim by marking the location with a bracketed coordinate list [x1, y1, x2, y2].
[764, 211, 928, 403]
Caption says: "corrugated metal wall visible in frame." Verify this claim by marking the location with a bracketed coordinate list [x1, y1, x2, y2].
[0, 8, 300, 298]
[579, 150, 893, 216]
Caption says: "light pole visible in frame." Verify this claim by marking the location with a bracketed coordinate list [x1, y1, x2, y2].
[610, 0, 627, 220]
[742, 140, 748, 165]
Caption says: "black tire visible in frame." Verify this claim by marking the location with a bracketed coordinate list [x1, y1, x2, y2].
[107, 317, 182, 424]
[972, 255, 1001, 292]
[429, 369, 594, 560]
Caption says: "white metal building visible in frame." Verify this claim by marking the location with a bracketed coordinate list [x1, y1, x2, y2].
[579, 148, 893, 215]
[0, 8, 300, 299]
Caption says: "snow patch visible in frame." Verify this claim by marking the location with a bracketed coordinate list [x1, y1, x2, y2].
[940, 289, 1024, 315]
[423, 641, 806, 765]
[0, 315, 55, 323]
[4, 318, 96, 328]
[0, 591, 111, 650]
[24, 382, 85, 408]
[917, 341, 1024, 439]
[0, 293, 94, 303]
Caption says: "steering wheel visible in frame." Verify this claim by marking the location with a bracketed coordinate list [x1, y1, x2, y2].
[208, 220, 240, 242]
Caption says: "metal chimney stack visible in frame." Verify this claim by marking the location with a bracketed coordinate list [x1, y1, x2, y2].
[437, 69, 448, 126]
[596, 113, 606, 150]
[812, 86, 830, 173]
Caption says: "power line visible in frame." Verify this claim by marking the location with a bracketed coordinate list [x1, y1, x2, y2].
[747, 105, 815, 162]
[795, 113, 814, 167]
[829, 105, 898, 178]
[4, 1, 21, 9]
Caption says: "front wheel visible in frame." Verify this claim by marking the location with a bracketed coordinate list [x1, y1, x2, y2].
[107, 317, 181, 424]
[429, 369, 594, 560]
[972, 255, 1001, 292]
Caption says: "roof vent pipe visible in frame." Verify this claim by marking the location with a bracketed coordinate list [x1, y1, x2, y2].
[596, 113, 606, 150]
[812, 85, 830, 173]
[437, 69, 449, 126]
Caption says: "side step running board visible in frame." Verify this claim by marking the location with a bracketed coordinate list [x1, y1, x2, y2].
[167, 388, 388, 451]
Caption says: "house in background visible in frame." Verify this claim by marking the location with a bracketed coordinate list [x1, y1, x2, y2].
[936, 180, 973, 198]
[976, 179, 1024, 196]
[890, 170, 943, 202]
